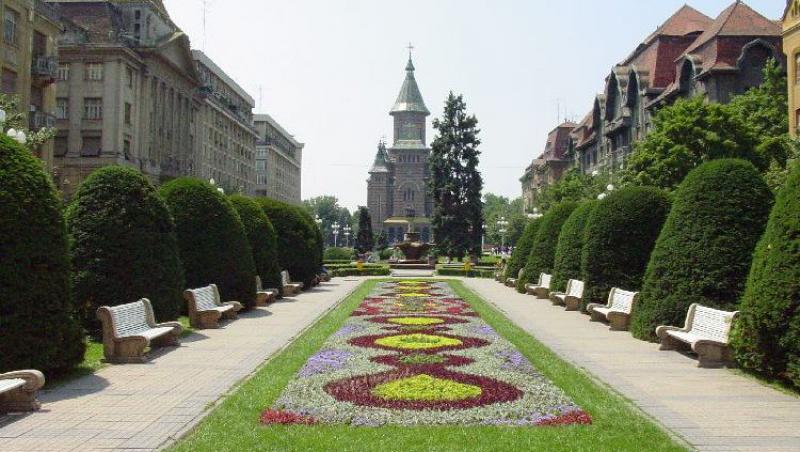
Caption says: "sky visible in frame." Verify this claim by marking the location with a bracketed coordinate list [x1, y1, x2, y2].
[162, 0, 779, 212]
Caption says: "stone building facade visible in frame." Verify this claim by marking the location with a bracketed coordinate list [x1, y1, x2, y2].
[50, 0, 200, 197]
[192, 50, 257, 195]
[367, 56, 432, 244]
[784, 0, 800, 136]
[1, 0, 61, 170]
[520, 121, 575, 212]
[570, 2, 782, 176]
[254, 113, 303, 204]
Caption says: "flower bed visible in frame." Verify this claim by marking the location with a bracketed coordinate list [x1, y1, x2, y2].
[264, 281, 591, 426]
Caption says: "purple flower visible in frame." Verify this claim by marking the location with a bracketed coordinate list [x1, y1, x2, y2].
[298, 349, 353, 377]
[334, 324, 366, 337]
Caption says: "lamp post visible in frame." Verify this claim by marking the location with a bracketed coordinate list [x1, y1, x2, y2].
[527, 207, 543, 220]
[598, 183, 616, 201]
[343, 225, 352, 248]
[332, 221, 341, 248]
[496, 216, 509, 249]
[481, 224, 486, 254]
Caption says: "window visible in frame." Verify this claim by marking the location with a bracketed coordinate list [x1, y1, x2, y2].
[1, 69, 16, 93]
[56, 98, 69, 120]
[54, 135, 68, 157]
[57, 64, 70, 81]
[796, 109, 800, 134]
[85, 63, 103, 81]
[81, 135, 102, 156]
[256, 160, 266, 171]
[796, 53, 800, 85]
[126, 67, 134, 88]
[123, 139, 131, 160]
[3, 9, 18, 45]
[84, 98, 103, 120]
[124, 102, 132, 124]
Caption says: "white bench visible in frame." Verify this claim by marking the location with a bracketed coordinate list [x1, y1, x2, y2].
[281, 270, 304, 296]
[0, 370, 45, 412]
[656, 304, 738, 368]
[505, 269, 523, 288]
[97, 299, 182, 363]
[525, 273, 552, 298]
[255, 275, 278, 306]
[550, 279, 584, 310]
[587, 288, 639, 330]
[184, 284, 243, 329]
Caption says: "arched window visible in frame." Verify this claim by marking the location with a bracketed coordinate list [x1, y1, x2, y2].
[679, 60, 696, 97]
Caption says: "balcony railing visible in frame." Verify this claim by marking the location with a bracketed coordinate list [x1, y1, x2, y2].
[31, 56, 58, 80]
[29, 111, 56, 130]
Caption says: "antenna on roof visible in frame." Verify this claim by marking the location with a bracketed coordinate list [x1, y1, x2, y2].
[202, 0, 215, 51]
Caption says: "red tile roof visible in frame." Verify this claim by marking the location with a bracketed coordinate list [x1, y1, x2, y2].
[683, 1, 780, 55]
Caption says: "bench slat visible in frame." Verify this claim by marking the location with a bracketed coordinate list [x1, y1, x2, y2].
[687, 306, 736, 343]
[105, 301, 153, 338]
[0, 378, 26, 394]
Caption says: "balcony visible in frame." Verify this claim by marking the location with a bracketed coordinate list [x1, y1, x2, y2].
[29, 111, 56, 130]
[31, 56, 58, 83]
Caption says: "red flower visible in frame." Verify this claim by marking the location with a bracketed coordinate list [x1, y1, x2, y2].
[260, 409, 317, 425]
[535, 410, 592, 426]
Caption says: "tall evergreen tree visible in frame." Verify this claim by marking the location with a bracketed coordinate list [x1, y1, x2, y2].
[355, 206, 374, 253]
[429, 92, 484, 259]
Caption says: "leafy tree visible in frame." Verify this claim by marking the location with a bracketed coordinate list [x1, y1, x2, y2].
[0, 93, 56, 149]
[303, 195, 353, 246]
[67, 166, 184, 334]
[355, 206, 374, 253]
[502, 219, 537, 286]
[228, 195, 282, 294]
[581, 187, 670, 311]
[622, 97, 763, 190]
[430, 92, 484, 258]
[483, 194, 527, 247]
[731, 162, 800, 388]
[520, 202, 578, 288]
[160, 178, 257, 310]
[551, 201, 597, 293]
[535, 169, 609, 212]
[0, 134, 84, 374]
[631, 160, 772, 341]
[375, 231, 389, 251]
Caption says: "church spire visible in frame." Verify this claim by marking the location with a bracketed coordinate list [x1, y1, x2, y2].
[391, 47, 430, 116]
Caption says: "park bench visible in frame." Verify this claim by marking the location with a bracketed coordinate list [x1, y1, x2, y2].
[184, 284, 243, 329]
[550, 279, 584, 310]
[656, 304, 738, 368]
[0, 369, 45, 412]
[525, 273, 552, 298]
[255, 275, 278, 306]
[281, 270, 304, 296]
[97, 299, 183, 363]
[505, 269, 523, 288]
[587, 288, 639, 330]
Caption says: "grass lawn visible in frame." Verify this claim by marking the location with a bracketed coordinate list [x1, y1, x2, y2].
[170, 280, 686, 452]
[47, 316, 195, 388]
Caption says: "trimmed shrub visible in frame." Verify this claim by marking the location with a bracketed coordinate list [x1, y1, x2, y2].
[731, 163, 800, 388]
[436, 268, 495, 278]
[67, 166, 185, 334]
[581, 187, 670, 311]
[552, 201, 597, 293]
[257, 198, 319, 287]
[160, 178, 257, 310]
[324, 247, 355, 261]
[503, 219, 537, 283]
[0, 134, 85, 374]
[228, 195, 282, 294]
[631, 160, 772, 341]
[296, 207, 324, 273]
[521, 202, 578, 289]
[330, 267, 391, 277]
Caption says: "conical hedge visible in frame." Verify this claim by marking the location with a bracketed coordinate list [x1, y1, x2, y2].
[257, 198, 319, 288]
[503, 219, 537, 285]
[521, 202, 578, 290]
[631, 160, 772, 341]
[160, 178, 257, 309]
[581, 186, 670, 311]
[229, 195, 282, 294]
[551, 201, 597, 293]
[67, 166, 185, 334]
[0, 134, 85, 374]
[731, 162, 800, 388]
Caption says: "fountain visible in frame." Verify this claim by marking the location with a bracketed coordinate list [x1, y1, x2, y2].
[390, 212, 435, 270]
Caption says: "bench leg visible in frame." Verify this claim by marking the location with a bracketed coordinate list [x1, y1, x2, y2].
[533, 288, 549, 299]
[589, 309, 606, 323]
[107, 337, 149, 364]
[659, 335, 682, 352]
[550, 295, 562, 306]
[564, 297, 580, 311]
[0, 388, 41, 412]
[192, 310, 222, 329]
[606, 312, 630, 331]
[694, 343, 732, 368]
[151, 331, 181, 348]
[255, 293, 269, 307]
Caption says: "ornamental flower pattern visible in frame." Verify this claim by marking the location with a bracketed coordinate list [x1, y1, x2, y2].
[264, 281, 591, 426]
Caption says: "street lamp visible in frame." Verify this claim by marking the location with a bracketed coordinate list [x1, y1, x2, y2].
[343, 225, 352, 248]
[496, 216, 509, 249]
[314, 215, 322, 228]
[332, 221, 341, 247]
[527, 207, 543, 220]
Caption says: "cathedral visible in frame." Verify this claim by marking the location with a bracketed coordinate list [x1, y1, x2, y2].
[367, 55, 433, 244]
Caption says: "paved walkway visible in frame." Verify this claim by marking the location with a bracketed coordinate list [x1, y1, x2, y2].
[464, 278, 800, 452]
[0, 278, 362, 452]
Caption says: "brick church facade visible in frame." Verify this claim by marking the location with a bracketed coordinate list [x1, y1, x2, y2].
[367, 56, 433, 244]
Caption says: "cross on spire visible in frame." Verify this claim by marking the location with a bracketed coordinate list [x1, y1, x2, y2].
[407, 42, 414, 58]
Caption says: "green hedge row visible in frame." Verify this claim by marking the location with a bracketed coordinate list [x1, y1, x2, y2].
[551, 201, 596, 293]
[258, 198, 321, 288]
[521, 202, 578, 290]
[330, 267, 391, 277]
[436, 268, 495, 278]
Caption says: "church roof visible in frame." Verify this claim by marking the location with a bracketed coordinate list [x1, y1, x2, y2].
[369, 142, 391, 173]
[390, 57, 430, 115]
